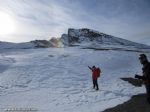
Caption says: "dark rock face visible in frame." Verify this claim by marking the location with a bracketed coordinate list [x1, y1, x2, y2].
[67, 28, 104, 44]
[60, 28, 150, 49]
[31, 40, 53, 48]
[61, 28, 122, 45]
[103, 94, 150, 112]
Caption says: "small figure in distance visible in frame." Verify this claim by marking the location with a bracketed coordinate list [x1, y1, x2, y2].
[88, 65, 101, 91]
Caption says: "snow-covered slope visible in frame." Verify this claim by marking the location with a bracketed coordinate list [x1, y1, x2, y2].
[0, 47, 149, 112]
[61, 28, 150, 50]
[0, 41, 34, 49]
[0, 38, 62, 50]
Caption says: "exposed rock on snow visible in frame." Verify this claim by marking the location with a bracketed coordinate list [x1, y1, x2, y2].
[121, 77, 143, 87]
[103, 94, 150, 112]
[61, 28, 150, 50]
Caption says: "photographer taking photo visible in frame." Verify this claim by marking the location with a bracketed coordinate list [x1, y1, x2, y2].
[135, 54, 150, 104]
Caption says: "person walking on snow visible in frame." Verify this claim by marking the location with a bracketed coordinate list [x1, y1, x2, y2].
[88, 66, 101, 90]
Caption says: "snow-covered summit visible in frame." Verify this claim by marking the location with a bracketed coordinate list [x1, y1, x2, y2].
[61, 28, 150, 49]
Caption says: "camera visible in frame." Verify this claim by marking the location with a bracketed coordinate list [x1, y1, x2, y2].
[135, 74, 145, 80]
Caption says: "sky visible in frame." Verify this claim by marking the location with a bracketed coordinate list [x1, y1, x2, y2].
[0, 0, 150, 45]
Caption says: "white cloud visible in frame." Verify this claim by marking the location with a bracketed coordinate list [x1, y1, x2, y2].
[0, 0, 149, 44]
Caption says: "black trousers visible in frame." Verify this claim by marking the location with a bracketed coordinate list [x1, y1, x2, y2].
[93, 79, 99, 90]
[145, 84, 150, 103]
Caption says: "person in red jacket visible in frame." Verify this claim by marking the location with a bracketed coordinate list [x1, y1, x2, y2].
[88, 66, 101, 90]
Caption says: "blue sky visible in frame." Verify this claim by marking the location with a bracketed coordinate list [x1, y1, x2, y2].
[0, 0, 150, 44]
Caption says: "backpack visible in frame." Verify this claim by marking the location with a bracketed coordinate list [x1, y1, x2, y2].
[97, 68, 101, 77]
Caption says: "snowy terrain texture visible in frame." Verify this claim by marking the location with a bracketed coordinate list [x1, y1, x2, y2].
[0, 28, 150, 112]
[0, 47, 149, 112]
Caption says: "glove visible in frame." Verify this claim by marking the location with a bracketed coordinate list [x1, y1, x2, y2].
[135, 74, 139, 79]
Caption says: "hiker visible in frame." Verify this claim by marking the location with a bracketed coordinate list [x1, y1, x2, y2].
[135, 54, 150, 104]
[88, 66, 101, 90]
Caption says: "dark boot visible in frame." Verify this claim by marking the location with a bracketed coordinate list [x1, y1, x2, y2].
[147, 97, 150, 104]
[96, 88, 99, 91]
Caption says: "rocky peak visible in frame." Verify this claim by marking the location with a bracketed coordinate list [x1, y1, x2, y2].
[60, 28, 150, 49]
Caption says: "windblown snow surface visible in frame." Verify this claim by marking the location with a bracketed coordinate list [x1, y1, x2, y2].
[0, 47, 149, 112]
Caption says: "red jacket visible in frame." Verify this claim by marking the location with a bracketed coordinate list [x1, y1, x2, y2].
[92, 69, 99, 80]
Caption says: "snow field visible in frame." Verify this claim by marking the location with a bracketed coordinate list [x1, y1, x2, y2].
[0, 47, 148, 112]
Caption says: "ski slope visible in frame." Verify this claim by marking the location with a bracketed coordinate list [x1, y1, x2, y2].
[0, 47, 149, 112]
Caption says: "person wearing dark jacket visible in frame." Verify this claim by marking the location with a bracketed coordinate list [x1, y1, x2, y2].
[135, 54, 150, 104]
[88, 66, 100, 90]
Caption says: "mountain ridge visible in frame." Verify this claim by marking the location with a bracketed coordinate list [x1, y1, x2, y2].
[0, 28, 150, 51]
